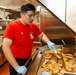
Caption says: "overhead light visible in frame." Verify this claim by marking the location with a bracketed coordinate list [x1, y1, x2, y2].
[0, 6, 6, 9]
[36, 6, 41, 12]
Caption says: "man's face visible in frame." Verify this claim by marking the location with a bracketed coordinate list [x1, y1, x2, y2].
[21, 10, 35, 25]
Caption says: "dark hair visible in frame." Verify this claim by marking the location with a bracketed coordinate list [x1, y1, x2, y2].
[21, 3, 36, 13]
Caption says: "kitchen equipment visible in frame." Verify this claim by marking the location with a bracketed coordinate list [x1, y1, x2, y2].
[25, 45, 76, 75]
[25, 46, 46, 75]
[57, 52, 66, 69]
[63, 72, 76, 75]
[38, 0, 76, 45]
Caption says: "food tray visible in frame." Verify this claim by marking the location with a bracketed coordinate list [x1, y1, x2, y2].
[37, 45, 76, 75]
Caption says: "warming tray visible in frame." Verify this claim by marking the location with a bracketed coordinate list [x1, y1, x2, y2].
[25, 45, 76, 75]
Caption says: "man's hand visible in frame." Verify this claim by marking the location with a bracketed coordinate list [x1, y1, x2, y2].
[42, 71, 50, 75]
[15, 66, 27, 75]
[47, 41, 57, 53]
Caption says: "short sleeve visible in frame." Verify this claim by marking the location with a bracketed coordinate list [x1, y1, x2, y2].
[3, 24, 15, 40]
[32, 23, 42, 37]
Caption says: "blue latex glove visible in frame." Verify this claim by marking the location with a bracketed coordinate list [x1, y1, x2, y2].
[47, 41, 57, 53]
[42, 72, 50, 75]
[15, 66, 27, 75]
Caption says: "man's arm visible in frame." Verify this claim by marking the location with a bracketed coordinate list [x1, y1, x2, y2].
[2, 38, 27, 74]
[2, 38, 19, 68]
[38, 33, 57, 53]
[38, 32, 50, 43]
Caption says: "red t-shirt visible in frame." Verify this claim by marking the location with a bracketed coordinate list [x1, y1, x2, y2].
[3, 20, 42, 59]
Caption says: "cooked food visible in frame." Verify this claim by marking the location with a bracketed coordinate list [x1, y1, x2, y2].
[58, 59, 63, 67]
[41, 48, 76, 75]
[59, 68, 66, 75]
[74, 53, 76, 57]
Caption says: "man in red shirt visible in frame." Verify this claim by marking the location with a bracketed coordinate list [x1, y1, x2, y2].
[2, 3, 57, 75]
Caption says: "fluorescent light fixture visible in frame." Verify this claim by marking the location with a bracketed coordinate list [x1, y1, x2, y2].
[0, 6, 7, 9]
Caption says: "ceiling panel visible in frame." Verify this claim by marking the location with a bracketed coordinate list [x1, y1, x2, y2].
[0, 0, 41, 11]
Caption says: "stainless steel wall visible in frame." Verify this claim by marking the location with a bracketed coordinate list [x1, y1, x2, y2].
[39, 0, 76, 33]
[39, 7, 75, 45]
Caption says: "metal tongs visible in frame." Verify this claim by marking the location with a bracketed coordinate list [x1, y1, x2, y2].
[57, 52, 66, 69]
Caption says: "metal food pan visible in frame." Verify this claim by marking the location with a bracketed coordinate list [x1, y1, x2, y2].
[63, 72, 76, 75]
[25, 45, 76, 75]
[25, 46, 47, 75]
[37, 45, 76, 75]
